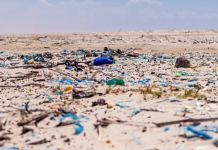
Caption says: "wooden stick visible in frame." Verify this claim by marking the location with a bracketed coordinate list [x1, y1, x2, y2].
[154, 117, 218, 127]
[17, 111, 54, 126]
[114, 29, 121, 39]
[56, 121, 75, 127]
[25, 102, 32, 114]
[21, 127, 34, 135]
[0, 83, 50, 88]
[27, 139, 48, 145]
[58, 108, 77, 115]
[48, 68, 80, 81]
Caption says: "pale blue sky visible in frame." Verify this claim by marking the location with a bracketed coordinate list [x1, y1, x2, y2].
[0, 0, 218, 34]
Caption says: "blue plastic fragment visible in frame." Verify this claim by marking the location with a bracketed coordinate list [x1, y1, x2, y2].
[138, 79, 150, 85]
[65, 66, 73, 70]
[116, 103, 130, 108]
[121, 72, 126, 76]
[63, 49, 70, 54]
[186, 126, 212, 139]
[128, 80, 137, 85]
[57, 91, 63, 95]
[131, 109, 141, 115]
[117, 100, 132, 103]
[192, 123, 201, 126]
[18, 104, 34, 109]
[116, 99, 132, 107]
[188, 78, 199, 82]
[59, 78, 75, 85]
[187, 84, 195, 87]
[59, 113, 80, 122]
[132, 134, 142, 145]
[157, 81, 169, 87]
[208, 80, 215, 84]
[74, 123, 84, 134]
[8, 147, 19, 150]
[204, 71, 213, 76]
[50, 116, 55, 120]
[47, 96, 53, 101]
[164, 127, 170, 131]
[80, 115, 89, 121]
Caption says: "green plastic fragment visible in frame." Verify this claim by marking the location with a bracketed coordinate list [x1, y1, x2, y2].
[107, 78, 125, 85]
[57, 91, 63, 95]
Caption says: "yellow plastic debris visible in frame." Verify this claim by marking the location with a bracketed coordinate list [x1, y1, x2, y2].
[85, 67, 90, 71]
[64, 85, 73, 91]
[175, 73, 180, 77]
[107, 104, 114, 108]
[26, 59, 34, 64]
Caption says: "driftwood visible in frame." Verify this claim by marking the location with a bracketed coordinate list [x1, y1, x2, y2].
[48, 68, 80, 81]
[0, 75, 36, 79]
[141, 108, 167, 113]
[27, 138, 48, 145]
[97, 118, 150, 127]
[17, 111, 55, 126]
[154, 117, 218, 127]
[56, 121, 75, 127]
[91, 70, 121, 79]
[0, 83, 50, 88]
[58, 108, 77, 115]
[34, 114, 50, 127]
[91, 71, 107, 78]
[25, 102, 32, 114]
[33, 78, 46, 82]
[0, 136, 10, 141]
[7, 65, 46, 69]
[21, 127, 34, 135]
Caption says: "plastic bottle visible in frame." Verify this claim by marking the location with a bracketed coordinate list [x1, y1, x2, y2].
[94, 56, 115, 65]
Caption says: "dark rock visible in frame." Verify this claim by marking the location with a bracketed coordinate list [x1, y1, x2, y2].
[85, 51, 92, 57]
[92, 99, 107, 107]
[175, 57, 190, 68]
[43, 52, 53, 58]
[117, 49, 122, 54]
[104, 47, 109, 52]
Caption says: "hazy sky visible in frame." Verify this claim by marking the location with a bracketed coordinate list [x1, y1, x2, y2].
[0, 0, 218, 34]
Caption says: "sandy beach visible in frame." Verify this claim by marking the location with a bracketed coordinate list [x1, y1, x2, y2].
[0, 30, 218, 150]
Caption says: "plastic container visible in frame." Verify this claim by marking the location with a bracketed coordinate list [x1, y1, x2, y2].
[107, 78, 125, 85]
[94, 56, 114, 65]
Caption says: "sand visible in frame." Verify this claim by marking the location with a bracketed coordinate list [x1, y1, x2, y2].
[0, 30, 218, 150]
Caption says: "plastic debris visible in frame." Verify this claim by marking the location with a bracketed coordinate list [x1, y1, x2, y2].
[64, 85, 73, 91]
[186, 126, 213, 139]
[94, 56, 115, 65]
[1, 39, 218, 149]
[164, 127, 170, 131]
[57, 91, 64, 95]
[74, 123, 84, 134]
[47, 96, 53, 101]
[107, 78, 125, 85]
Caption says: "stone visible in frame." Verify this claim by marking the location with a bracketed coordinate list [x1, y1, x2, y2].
[175, 57, 190, 68]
